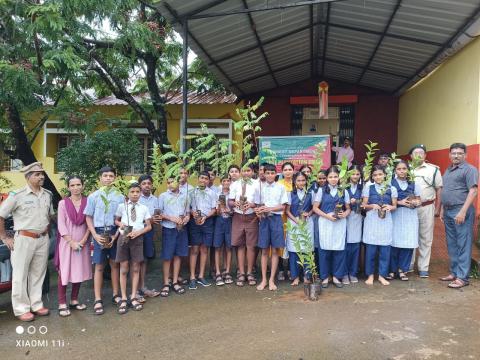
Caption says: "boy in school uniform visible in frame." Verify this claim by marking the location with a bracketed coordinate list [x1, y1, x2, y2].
[255, 164, 289, 291]
[158, 178, 190, 296]
[213, 175, 234, 286]
[228, 163, 259, 287]
[137, 174, 161, 299]
[188, 171, 217, 289]
[84, 166, 125, 315]
[114, 183, 152, 314]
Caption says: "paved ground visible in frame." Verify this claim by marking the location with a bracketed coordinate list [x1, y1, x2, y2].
[0, 259, 479, 360]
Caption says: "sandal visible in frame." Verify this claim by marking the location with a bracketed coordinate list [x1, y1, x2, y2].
[117, 300, 128, 315]
[142, 288, 161, 298]
[224, 273, 234, 284]
[160, 284, 170, 297]
[136, 294, 146, 304]
[112, 294, 122, 305]
[69, 302, 87, 311]
[386, 273, 395, 280]
[93, 300, 104, 316]
[398, 272, 409, 281]
[129, 298, 143, 311]
[171, 277, 189, 286]
[247, 273, 257, 286]
[440, 274, 456, 281]
[236, 273, 246, 287]
[58, 306, 71, 317]
[172, 282, 186, 294]
[448, 278, 469, 289]
[215, 274, 225, 286]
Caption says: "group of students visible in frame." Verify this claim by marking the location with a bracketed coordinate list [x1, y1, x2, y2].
[56, 157, 423, 316]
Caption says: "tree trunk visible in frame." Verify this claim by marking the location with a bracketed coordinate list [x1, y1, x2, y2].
[5, 104, 62, 206]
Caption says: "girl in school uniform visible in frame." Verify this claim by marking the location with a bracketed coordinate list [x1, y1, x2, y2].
[286, 172, 314, 286]
[309, 170, 327, 266]
[344, 165, 363, 284]
[362, 165, 398, 286]
[313, 166, 351, 288]
[389, 160, 421, 281]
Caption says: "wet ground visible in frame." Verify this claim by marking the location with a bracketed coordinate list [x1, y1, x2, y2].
[0, 259, 479, 360]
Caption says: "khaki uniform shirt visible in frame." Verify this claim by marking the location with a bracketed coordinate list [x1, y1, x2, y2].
[413, 162, 443, 202]
[0, 186, 54, 232]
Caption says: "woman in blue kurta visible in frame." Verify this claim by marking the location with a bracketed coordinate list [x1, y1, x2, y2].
[362, 165, 398, 286]
[344, 165, 363, 284]
[389, 160, 421, 281]
[313, 166, 351, 288]
[286, 172, 314, 286]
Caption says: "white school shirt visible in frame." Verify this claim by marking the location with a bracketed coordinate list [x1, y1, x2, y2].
[394, 178, 421, 196]
[313, 185, 350, 205]
[361, 183, 399, 199]
[115, 201, 151, 231]
[228, 178, 258, 215]
[190, 187, 217, 216]
[158, 190, 190, 229]
[255, 181, 289, 215]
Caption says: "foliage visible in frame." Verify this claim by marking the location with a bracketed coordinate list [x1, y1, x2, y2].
[235, 97, 269, 169]
[407, 154, 423, 182]
[113, 177, 137, 196]
[362, 140, 379, 182]
[98, 185, 122, 227]
[286, 220, 318, 281]
[0, 175, 13, 193]
[378, 152, 397, 196]
[57, 129, 140, 193]
[336, 156, 353, 197]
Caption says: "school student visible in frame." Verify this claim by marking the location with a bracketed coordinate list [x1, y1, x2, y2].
[362, 165, 398, 286]
[158, 178, 190, 296]
[389, 161, 421, 281]
[188, 171, 217, 289]
[114, 183, 152, 314]
[286, 172, 314, 286]
[344, 165, 363, 284]
[313, 166, 351, 288]
[309, 170, 327, 257]
[213, 175, 234, 286]
[229, 163, 259, 286]
[137, 175, 161, 299]
[277, 162, 295, 281]
[255, 164, 289, 291]
[228, 164, 241, 183]
[84, 166, 124, 315]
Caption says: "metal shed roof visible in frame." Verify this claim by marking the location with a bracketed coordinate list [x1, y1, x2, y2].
[157, 0, 480, 95]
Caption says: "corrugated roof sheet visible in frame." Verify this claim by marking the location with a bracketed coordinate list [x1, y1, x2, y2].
[93, 91, 237, 106]
[157, 0, 480, 95]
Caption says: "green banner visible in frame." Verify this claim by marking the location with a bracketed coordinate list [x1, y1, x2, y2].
[259, 135, 331, 172]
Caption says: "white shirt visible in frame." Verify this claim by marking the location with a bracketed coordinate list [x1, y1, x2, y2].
[313, 185, 350, 204]
[115, 201, 151, 231]
[228, 178, 258, 215]
[255, 181, 289, 215]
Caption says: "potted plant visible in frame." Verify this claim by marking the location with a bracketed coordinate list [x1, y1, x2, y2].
[376, 152, 397, 219]
[286, 219, 320, 301]
[98, 185, 121, 248]
[335, 157, 353, 218]
[113, 177, 137, 238]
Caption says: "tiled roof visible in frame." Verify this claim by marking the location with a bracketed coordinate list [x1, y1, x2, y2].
[93, 91, 237, 106]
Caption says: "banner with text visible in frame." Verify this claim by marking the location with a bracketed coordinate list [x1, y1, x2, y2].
[259, 135, 331, 173]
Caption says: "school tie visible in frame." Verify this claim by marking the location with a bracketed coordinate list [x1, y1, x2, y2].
[131, 203, 137, 222]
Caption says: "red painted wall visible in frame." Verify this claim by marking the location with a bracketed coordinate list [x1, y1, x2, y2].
[244, 78, 399, 164]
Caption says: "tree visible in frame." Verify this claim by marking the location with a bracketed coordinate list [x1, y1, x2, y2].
[0, 0, 225, 204]
[56, 128, 140, 193]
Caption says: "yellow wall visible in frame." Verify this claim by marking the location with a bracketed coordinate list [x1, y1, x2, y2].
[1, 101, 244, 193]
[398, 38, 480, 154]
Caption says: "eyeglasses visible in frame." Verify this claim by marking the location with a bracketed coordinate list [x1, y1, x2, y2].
[450, 152, 465, 156]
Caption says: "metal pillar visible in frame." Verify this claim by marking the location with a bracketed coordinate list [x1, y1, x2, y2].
[180, 18, 188, 153]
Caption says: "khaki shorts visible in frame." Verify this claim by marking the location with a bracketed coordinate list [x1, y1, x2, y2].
[231, 213, 258, 248]
[116, 235, 144, 263]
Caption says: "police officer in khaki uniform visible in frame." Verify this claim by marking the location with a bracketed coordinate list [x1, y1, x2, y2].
[0, 162, 54, 322]
[409, 145, 443, 278]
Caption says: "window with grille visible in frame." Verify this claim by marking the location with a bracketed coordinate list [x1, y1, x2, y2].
[127, 135, 153, 175]
[0, 147, 22, 171]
